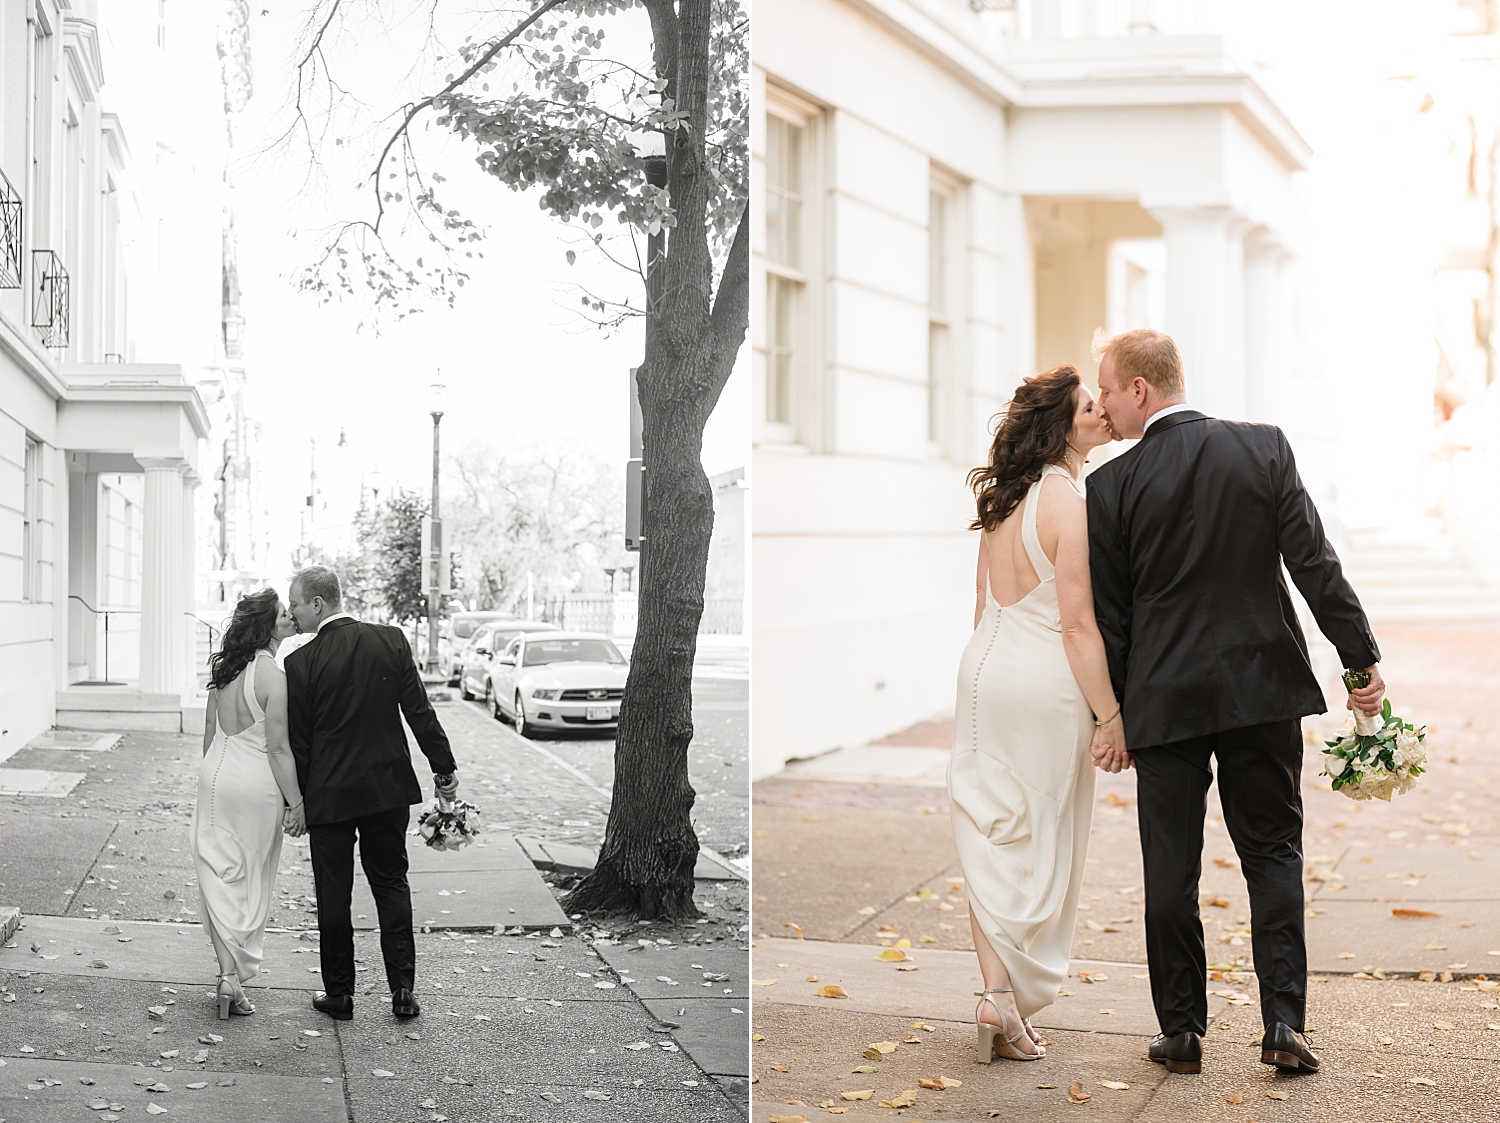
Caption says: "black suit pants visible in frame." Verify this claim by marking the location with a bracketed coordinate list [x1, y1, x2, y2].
[1133, 719, 1306, 1036]
[308, 806, 415, 997]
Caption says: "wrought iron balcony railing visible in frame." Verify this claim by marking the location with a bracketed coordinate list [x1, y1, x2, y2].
[31, 249, 69, 348]
[0, 170, 19, 289]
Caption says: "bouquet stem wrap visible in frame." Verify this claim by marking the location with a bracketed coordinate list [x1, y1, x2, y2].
[1322, 670, 1426, 801]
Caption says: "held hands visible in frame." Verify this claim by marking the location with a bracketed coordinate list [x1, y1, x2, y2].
[1090, 715, 1132, 773]
[283, 802, 307, 838]
[1347, 663, 1386, 717]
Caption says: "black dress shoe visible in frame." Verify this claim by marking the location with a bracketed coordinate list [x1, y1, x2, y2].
[312, 991, 353, 1021]
[392, 988, 421, 1018]
[1147, 1031, 1203, 1074]
[1261, 1022, 1319, 1072]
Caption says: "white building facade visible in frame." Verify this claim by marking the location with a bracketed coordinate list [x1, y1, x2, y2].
[0, 0, 225, 753]
[751, 0, 1321, 778]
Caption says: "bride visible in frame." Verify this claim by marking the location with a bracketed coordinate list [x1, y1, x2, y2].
[949, 365, 1129, 1062]
[192, 588, 307, 1019]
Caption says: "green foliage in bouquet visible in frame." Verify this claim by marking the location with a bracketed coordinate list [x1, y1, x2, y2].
[1321, 697, 1427, 801]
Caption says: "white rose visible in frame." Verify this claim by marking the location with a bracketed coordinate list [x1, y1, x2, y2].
[1396, 730, 1426, 769]
[1326, 753, 1350, 778]
[1358, 772, 1397, 802]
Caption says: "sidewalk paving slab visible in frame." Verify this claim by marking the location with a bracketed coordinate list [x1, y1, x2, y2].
[1305, 900, 1500, 974]
[0, 1057, 348, 1122]
[752, 937, 1232, 1039]
[1329, 845, 1498, 900]
[0, 819, 117, 919]
[0, 770, 87, 798]
[354, 867, 570, 931]
[595, 940, 748, 1000]
[638, 997, 748, 1078]
[515, 834, 740, 881]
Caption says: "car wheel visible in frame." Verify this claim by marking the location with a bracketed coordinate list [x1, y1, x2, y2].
[515, 693, 534, 739]
[460, 678, 475, 701]
[488, 683, 503, 721]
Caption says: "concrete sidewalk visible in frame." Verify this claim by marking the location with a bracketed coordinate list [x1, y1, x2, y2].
[1, 709, 749, 1120]
[751, 627, 1500, 1121]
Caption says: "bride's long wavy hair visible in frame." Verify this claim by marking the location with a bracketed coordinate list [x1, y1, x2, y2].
[207, 588, 280, 691]
[967, 365, 1082, 531]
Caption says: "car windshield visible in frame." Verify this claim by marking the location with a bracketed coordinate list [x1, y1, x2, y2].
[522, 638, 625, 667]
[452, 619, 482, 639]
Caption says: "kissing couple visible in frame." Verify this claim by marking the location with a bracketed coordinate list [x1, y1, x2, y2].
[949, 328, 1386, 1076]
[189, 565, 460, 1022]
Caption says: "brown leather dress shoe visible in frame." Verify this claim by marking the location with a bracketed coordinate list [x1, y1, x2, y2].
[1147, 1031, 1203, 1074]
[392, 988, 421, 1018]
[1261, 1023, 1319, 1072]
[312, 991, 353, 1021]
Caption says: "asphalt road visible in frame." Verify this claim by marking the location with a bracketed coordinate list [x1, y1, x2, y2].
[456, 675, 749, 866]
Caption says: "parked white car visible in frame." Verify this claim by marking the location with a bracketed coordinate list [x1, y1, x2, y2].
[478, 631, 628, 737]
[456, 620, 559, 699]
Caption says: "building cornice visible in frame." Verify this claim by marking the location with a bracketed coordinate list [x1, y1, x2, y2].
[63, 18, 105, 102]
[100, 113, 131, 172]
[836, 0, 1311, 172]
[61, 364, 213, 440]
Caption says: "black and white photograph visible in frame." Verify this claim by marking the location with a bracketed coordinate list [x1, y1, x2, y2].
[0, 0, 749, 1119]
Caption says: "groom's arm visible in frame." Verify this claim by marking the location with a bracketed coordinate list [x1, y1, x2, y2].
[390, 627, 459, 777]
[1086, 474, 1131, 699]
[1270, 428, 1380, 670]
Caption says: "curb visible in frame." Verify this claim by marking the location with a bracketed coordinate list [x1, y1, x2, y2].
[0, 905, 21, 945]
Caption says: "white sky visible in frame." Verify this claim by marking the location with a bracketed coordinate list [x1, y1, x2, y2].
[223, 3, 747, 566]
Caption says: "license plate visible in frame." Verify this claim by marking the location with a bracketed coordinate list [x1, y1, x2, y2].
[586, 706, 612, 721]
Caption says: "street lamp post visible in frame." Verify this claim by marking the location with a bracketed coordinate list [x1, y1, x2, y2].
[426, 377, 447, 675]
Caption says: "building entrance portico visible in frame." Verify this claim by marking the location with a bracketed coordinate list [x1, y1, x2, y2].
[52, 365, 209, 732]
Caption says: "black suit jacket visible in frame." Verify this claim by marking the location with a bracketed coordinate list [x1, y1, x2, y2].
[1086, 411, 1379, 750]
[285, 617, 457, 826]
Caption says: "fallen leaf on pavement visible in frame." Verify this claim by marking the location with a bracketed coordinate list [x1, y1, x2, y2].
[767, 1116, 806, 1123]
[1067, 1083, 1091, 1104]
[147, 1105, 168, 1115]
[1364, 1070, 1386, 1078]
[1433, 1022, 1456, 1030]
[1424, 941, 1449, 951]
[1036, 1083, 1057, 1089]
[862, 1041, 898, 1059]
[1392, 909, 1442, 918]
[184, 1083, 207, 1090]
[911, 1022, 935, 1031]
[813, 985, 847, 998]
[840, 1090, 872, 1100]
[371, 1069, 395, 1078]
[1267, 1089, 1288, 1099]
[805, 975, 818, 982]
[752, 979, 777, 987]
[852, 1065, 877, 1074]
[876, 949, 910, 962]
[1100, 1080, 1129, 1090]
[769, 1065, 789, 1072]
[856, 907, 876, 915]
[879, 1090, 919, 1109]
[783, 924, 803, 939]
[1226, 1092, 1244, 1103]
[917, 1077, 962, 1089]
[1085, 920, 1106, 932]
[1077, 970, 1107, 983]
[1410, 1077, 1436, 1086]
[1214, 858, 1239, 869]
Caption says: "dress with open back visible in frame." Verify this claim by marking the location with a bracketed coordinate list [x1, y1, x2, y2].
[948, 465, 1097, 1018]
[190, 650, 285, 983]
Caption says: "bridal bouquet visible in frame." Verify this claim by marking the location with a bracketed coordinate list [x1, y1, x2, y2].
[418, 797, 483, 851]
[1320, 670, 1427, 801]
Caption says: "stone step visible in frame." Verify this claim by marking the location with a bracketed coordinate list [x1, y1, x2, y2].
[55, 689, 186, 733]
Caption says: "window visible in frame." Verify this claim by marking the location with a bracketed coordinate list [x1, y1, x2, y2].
[928, 183, 956, 452]
[22, 436, 39, 601]
[765, 111, 805, 432]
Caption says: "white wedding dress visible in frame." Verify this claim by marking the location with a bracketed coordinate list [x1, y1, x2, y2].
[190, 650, 285, 983]
[948, 465, 1097, 1018]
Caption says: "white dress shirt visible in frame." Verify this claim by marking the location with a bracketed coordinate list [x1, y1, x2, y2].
[1143, 402, 1196, 434]
[315, 611, 355, 632]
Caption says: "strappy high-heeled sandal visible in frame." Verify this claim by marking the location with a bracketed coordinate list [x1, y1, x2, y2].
[974, 987, 1044, 1062]
[217, 974, 254, 1019]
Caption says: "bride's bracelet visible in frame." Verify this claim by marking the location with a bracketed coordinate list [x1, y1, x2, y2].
[1094, 704, 1122, 727]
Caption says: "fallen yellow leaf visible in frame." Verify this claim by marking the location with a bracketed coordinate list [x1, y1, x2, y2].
[1433, 1022, 1456, 1030]
[1098, 1008, 1117, 1015]
[894, 938, 912, 948]
[1392, 908, 1443, 918]
[1410, 1077, 1436, 1086]
[1067, 1083, 1091, 1104]
[752, 979, 778, 986]
[875, 949, 910, 962]
[1424, 941, 1449, 951]
[1085, 920, 1106, 932]
[769, 1064, 789, 1072]
[839, 1090, 872, 1101]
[1077, 970, 1108, 983]
[805, 974, 818, 982]
[879, 1090, 919, 1109]
[909, 1022, 935, 1031]
[1036, 1083, 1058, 1089]
[813, 984, 847, 998]
[1226, 1092, 1244, 1104]
[1267, 1089, 1289, 1100]
[1099, 1080, 1129, 1090]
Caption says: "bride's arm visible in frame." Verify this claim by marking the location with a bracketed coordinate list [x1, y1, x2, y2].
[201, 690, 217, 757]
[259, 656, 305, 830]
[974, 532, 989, 629]
[1048, 477, 1128, 768]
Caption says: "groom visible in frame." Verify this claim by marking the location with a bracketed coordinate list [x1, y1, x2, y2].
[1088, 329, 1385, 1076]
[285, 565, 459, 1021]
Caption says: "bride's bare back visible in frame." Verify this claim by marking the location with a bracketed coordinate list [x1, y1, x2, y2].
[977, 472, 1074, 615]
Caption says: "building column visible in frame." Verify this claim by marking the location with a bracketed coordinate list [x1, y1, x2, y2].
[1244, 233, 1295, 426]
[138, 456, 185, 694]
[182, 468, 200, 695]
[1146, 204, 1250, 420]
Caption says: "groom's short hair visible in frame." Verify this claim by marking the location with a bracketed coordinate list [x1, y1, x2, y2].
[1093, 328, 1184, 398]
[293, 565, 342, 609]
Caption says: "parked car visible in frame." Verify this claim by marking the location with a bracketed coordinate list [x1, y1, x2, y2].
[456, 619, 559, 697]
[450, 614, 558, 683]
[477, 631, 628, 737]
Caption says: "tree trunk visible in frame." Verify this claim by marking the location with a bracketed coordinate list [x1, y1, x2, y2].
[566, 0, 747, 919]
